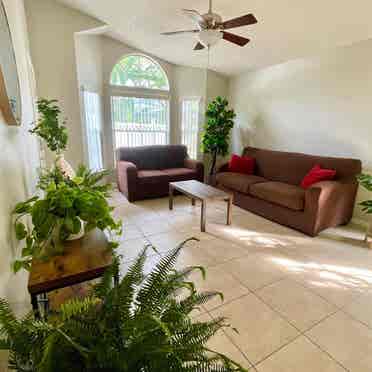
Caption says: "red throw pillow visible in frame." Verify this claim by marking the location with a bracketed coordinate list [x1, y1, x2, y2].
[301, 164, 336, 189]
[228, 154, 255, 175]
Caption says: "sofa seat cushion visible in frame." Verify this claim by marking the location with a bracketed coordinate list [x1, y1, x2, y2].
[137, 168, 197, 184]
[216, 172, 267, 194]
[250, 182, 305, 211]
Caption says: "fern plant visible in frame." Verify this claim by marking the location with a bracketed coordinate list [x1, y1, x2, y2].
[0, 241, 248, 372]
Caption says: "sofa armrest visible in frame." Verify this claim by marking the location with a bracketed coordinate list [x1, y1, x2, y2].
[305, 179, 358, 235]
[184, 158, 204, 182]
[217, 163, 229, 173]
[117, 161, 138, 202]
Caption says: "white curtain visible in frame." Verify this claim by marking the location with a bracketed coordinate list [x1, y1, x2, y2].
[82, 90, 104, 171]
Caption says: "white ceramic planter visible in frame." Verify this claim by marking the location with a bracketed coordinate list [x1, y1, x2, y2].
[67, 219, 85, 241]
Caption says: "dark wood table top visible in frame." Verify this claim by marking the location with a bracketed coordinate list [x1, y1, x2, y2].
[170, 180, 231, 201]
[28, 229, 112, 295]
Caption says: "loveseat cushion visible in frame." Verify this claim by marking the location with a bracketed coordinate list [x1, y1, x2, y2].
[216, 172, 267, 194]
[137, 168, 197, 185]
[250, 181, 305, 211]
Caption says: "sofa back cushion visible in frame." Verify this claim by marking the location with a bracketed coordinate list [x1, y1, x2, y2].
[242, 147, 361, 185]
[117, 145, 188, 170]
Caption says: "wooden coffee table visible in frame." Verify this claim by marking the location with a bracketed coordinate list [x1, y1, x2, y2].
[169, 180, 233, 232]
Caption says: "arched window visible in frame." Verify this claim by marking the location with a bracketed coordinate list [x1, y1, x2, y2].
[110, 54, 169, 90]
[110, 54, 170, 150]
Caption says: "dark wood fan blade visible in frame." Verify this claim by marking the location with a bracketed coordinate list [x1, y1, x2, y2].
[221, 14, 257, 30]
[161, 30, 199, 35]
[194, 42, 205, 50]
[222, 31, 250, 46]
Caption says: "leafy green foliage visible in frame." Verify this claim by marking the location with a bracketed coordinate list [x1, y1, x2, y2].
[0, 242, 247, 372]
[12, 166, 122, 272]
[358, 173, 372, 214]
[201, 97, 236, 175]
[30, 99, 68, 154]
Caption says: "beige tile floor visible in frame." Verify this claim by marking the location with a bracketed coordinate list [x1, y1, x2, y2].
[2, 190, 372, 371]
[113, 190, 372, 372]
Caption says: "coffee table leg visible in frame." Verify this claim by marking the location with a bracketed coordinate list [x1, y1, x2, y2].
[226, 196, 233, 225]
[169, 185, 174, 210]
[201, 200, 206, 232]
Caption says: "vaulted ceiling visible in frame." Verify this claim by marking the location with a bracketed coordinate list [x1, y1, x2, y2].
[57, 0, 372, 75]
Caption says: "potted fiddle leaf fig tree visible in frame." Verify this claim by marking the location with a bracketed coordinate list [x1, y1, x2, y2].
[201, 96, 236, 182]
[12, 99, 122, 272]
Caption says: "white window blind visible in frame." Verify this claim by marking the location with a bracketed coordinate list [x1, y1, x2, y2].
[82, 90, 104, 171]
[181, 98, 200, 159]
[111, 96, 170, 149]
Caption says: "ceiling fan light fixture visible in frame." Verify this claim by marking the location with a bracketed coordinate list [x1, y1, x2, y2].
[198, 29, 222, 47]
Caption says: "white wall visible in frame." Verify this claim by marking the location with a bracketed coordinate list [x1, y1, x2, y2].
[206, 70, 229, 105]
[0, 0, 39, 305]
[24, 0, 103, 168]
[229, 38, 372, 220]
[75, 34, 103, 94]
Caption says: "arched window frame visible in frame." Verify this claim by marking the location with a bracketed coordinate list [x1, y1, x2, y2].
[109, 53, 170, 99]
[108, 53, 171, 152]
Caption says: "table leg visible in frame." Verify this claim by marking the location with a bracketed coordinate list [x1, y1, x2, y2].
[169, 185, 174, 210]
[226, 196, 233, 226]
[114, 271, 120, 286]
[31, 294, 40, 319]
[191, 198, 196, 206]
[201, 200, 206, 232]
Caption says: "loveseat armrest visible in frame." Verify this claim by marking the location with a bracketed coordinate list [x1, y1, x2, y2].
[305, 179, 358, 235]
[117, 161, 138, 202]
[184, 158, 204, 182]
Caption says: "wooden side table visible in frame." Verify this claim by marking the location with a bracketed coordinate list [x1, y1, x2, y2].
[28, 229, 116, 318]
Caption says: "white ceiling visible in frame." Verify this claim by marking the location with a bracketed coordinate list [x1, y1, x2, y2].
[58, 0, 372, 76]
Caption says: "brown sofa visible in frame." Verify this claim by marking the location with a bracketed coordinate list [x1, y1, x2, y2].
[216, 147, 361, 236]
[117, 145, 204, 202]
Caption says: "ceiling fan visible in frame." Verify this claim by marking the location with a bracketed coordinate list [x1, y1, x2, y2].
[161, 0, 257, 50]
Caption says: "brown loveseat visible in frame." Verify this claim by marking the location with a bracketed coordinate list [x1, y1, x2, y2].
[216, 147, 361, 236]
[117, 145, 204, 202]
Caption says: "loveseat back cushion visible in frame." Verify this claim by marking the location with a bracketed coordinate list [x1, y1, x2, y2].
[117, 145, 188, 170]
[242, 147, 361, 186]
[216, 172, 267, 194]
[250, 181, 305, 211]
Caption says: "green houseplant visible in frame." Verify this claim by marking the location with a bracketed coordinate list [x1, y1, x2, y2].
[358, 173, 372, 214]
[30, 99, 68, 156]
[201, 97, 236, 177]
[0, 242, 247, 372]
[357, 173, 372, 242]
[13, 166, 121, 272]
[12, 99, 121, 272]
